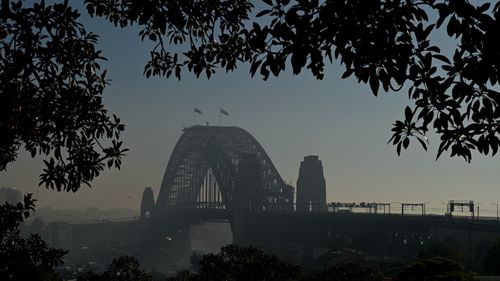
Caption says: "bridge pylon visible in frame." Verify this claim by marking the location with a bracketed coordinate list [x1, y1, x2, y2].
[296, 155, 327, 212]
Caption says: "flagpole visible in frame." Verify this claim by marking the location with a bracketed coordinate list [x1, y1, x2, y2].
[219, 108, 229, 125]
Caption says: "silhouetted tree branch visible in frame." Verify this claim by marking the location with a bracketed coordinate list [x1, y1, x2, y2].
[86, 0, 500, 162]
[0, 1, 127, 192]
[0, 194, 66, 280]
[3, 0, 500, 193]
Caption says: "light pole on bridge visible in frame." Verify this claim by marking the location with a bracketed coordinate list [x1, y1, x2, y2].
[491, 203, 499, 221]
[476, 202, 482, 219]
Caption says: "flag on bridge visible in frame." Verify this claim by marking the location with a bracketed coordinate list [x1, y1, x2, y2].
[219, 108, 229, 124]
[193, 107, 203, 125]
[220, 108, 229, 116]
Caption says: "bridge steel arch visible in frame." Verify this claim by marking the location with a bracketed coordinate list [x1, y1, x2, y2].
[156, 126, 293, 210]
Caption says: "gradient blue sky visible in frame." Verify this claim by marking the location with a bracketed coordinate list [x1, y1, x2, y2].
[1, 3, 500, 215]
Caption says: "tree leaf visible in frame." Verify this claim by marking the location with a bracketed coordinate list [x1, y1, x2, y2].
[369, 76, 379, 96]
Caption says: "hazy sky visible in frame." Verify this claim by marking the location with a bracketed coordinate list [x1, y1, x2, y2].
[1, 3, 500, 216]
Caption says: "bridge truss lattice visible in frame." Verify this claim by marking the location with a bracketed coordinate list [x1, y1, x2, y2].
[156, 126, 293, 210]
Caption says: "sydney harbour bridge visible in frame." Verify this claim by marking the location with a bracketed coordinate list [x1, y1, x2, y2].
[130, 125, 500, 268]
[151, 125, 295, 213]
[68, 125, 500, 271]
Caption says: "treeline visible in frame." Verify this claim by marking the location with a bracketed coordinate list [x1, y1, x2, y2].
[71, 245, 472, 281]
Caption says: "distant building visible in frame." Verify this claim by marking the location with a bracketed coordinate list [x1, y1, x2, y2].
[0, 187, 22, 204]
[296, 155, 327, 212]
[48, 222, 73, 250]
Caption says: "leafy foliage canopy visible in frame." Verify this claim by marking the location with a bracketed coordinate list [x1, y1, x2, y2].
[3, 0, 500, 191]
[0, 0, 127, 191]
[0, 194, 66, 281]
[86, 0, 500, 162]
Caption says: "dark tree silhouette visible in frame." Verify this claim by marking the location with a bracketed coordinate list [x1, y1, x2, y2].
[77, 256, 152, 281]
[418, 239, 463, 262]
[86, 0, 500, 162]
[306, 262, 383, 281]
[169, 245, 387, 281]
[395, 257, 473, 281]
[0, 194, 66, 281]
[168, 244, 302, 281]
[0, 0, 127, 192]
[3, 0, 500, 191]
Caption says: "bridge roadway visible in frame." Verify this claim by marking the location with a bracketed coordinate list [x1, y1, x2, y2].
[68, 208, 500, 270]
[146, 207, 500, 265]
[153, 206, 500, 234]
